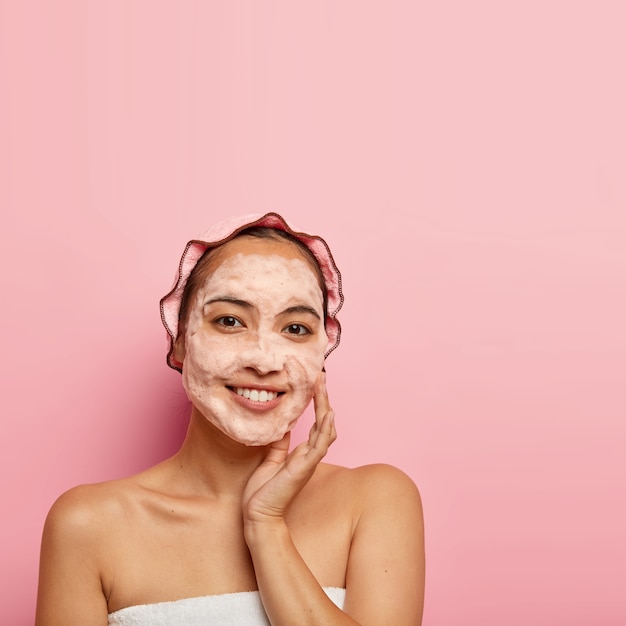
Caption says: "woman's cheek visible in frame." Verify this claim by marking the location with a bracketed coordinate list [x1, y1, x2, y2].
[285, 346, 325, 395]
[301, 332, 328, 384]
[185, 328, 244, 378]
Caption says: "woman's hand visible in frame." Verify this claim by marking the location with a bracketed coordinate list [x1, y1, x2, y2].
[242, 372, 336, 527]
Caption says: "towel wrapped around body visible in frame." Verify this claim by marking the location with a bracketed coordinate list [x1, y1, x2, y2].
[108, 587, 346, 625]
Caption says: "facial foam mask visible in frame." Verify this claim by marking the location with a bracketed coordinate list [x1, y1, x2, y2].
[181, 248, 328, 446]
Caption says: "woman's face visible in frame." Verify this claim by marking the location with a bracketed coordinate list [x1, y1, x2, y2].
[175, 236, 328, 446]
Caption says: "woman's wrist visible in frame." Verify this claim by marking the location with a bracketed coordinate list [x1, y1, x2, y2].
[243, 515, 290, 547]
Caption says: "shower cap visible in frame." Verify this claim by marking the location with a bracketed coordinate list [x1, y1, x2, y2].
[160, 212, 343, 371]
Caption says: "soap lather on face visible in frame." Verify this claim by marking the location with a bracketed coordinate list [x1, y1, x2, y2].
[174, 233, 329, 446]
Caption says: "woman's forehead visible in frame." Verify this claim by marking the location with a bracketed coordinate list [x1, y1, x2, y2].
[200, 236, 323, 286]
[210, 235, 309, 263]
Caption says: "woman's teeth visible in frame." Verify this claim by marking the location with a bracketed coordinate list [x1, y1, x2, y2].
[235, 388, 278, 402]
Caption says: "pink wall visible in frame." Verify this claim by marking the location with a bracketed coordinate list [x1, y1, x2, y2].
[1, 2, 625, 624]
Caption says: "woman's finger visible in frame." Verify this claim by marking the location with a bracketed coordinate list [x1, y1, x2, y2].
[306, 409, 336, 461]
[260, 431, 291, 467]
[313, 371, 332, 426]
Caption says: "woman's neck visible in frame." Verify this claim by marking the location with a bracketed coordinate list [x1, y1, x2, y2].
[168, 406, 271, 500]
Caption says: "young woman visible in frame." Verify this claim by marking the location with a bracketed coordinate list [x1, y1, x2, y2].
[35, 212, 425, 626]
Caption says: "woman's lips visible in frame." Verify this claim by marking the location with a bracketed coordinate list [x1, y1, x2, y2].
[227, 386, 285, 410]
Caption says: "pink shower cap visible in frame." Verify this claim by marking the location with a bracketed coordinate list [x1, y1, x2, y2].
[160, 212, 343, 371]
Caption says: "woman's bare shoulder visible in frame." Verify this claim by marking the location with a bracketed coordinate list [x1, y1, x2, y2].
[43, 468, 160, 537]
[319, 461, 419, 485]
[317, 462, 422, 510]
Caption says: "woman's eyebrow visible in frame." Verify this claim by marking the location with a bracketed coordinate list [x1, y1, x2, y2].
[281, 305, 321, 320]
[204, 296, 252, 308]
[204, 298, 320, 320]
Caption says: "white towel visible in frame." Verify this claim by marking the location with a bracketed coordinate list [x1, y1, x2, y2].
[108, 587, 346, 626]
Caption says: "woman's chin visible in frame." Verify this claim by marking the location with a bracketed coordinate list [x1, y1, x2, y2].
[225, 421, 295, 447]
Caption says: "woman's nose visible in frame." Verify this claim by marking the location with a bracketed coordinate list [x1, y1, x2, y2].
[240, 333, 284, 375]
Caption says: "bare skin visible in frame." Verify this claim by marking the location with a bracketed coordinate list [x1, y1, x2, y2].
[36, 238, 425, 626]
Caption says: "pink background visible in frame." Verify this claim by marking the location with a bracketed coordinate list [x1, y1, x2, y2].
[1, 2, 625, 624]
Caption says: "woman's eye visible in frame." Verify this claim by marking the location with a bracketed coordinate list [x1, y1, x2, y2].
[284, 323, 310, 336]
[216, 316, 243, 328]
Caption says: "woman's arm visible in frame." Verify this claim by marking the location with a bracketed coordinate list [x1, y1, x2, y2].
[35, 486, 109, 626]
[242, 375, 425, 626]
[342, 463, 425, 625]
[247, 464, 424, 626]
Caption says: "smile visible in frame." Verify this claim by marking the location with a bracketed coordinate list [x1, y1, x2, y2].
[233, 387, 282, 403]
